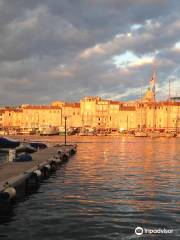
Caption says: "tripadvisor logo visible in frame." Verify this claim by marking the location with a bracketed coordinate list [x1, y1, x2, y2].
[135, 227, 143, 236]
[135, 226, 173, 236]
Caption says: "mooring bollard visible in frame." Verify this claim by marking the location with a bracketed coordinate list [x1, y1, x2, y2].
[44, 164, 51, 170]
[33, 170, 42, 178]
[25, 170, 42, 191]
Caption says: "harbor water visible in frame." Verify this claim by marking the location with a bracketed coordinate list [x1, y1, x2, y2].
[0, 136, 179, 239]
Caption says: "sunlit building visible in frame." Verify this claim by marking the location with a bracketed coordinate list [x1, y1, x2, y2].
[0, 108, 5, 128]
[1, 91, 180, 133]
[61, 103, 81, 128]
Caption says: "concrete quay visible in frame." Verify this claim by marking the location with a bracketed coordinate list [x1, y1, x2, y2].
[0, 144, 77, 204]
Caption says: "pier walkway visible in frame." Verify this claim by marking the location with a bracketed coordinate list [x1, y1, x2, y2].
[0, 144, 76, 193]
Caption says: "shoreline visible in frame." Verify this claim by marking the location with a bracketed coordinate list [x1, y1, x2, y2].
[1, 134, 180, 143]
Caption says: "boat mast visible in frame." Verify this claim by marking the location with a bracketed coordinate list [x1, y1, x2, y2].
[151, 58, 157, 130]
[140, 80, 143, 131]
[167, 79, 171, 131]
[168, 79, 171, 101]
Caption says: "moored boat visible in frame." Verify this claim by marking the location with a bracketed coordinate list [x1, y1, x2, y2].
[15, 143, 37, 154]
[164, 132, 176, 138]
[134, 132, 147, 137]
[149, 131, 160, 138]
[0, 137, 19, 148]
[40, 127, 59, 136]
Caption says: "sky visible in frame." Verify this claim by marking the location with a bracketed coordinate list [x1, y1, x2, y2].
[0, 0, 180, 105]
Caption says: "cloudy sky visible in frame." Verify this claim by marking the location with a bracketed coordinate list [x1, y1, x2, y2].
[0, 0, 180, 105]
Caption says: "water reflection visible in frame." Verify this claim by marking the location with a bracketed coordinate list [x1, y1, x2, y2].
[0, 137, 179, 239]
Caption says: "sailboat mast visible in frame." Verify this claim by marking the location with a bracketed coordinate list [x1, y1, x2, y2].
[169, 79, 171, 101]
[140, 81, 143, 131]
[151, 58, 157, 130]
[152, 59, 157, 102]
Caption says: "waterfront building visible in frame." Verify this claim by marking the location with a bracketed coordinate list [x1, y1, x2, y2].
[1, 92, 180, 133]
[119, 105, 136, 131]
[21, 105, 62, 130]
[80, 96, 137, 130]
[61, 103, 81, 128]
[0, 108, 5, 129]
[2, 105, 62, 130]
[80, 96, 99, 128]
[136, 101, 180, 131]
[2, 107, 21, 129]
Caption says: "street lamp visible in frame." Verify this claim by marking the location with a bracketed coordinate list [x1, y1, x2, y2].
[64, 116, 67, 146]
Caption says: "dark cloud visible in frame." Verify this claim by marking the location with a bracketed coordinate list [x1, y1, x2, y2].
[0, 0, 180, 105]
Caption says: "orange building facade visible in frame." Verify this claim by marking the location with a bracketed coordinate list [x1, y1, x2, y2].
[1, 95, 180, 132]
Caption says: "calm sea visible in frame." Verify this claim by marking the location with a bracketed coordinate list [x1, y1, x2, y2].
[0, 136, 179, 240]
